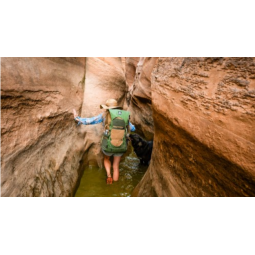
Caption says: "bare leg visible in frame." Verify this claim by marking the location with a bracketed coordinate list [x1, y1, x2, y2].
[104, 155, 112, 177]
[113, 156, 122, 181]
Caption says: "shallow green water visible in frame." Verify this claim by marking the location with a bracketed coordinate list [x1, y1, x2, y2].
[75, 151, 148, 197]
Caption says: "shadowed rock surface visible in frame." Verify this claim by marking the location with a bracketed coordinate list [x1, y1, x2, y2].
[125, 57, 157, 140]
[133, 57, 255, 196]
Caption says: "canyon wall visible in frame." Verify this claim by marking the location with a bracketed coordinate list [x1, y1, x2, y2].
[134, 57, 255, 196]
[1, 57, 127, 196]
[125, 57, 157, 140]
[1, 57, 86, 196]
[2, 57, 255, 197]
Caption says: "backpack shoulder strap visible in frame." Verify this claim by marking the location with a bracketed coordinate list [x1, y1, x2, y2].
[127, 116, 131, 134]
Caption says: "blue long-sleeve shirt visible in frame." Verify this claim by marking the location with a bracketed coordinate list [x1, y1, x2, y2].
[75, 113, 136, 132]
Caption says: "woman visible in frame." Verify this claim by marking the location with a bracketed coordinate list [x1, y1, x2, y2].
[73, 99, 135, 184]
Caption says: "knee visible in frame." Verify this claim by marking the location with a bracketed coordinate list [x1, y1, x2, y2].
[104, 155, 110, 162]
[104, 156, 111, 167]
[113, 163, 119, 171]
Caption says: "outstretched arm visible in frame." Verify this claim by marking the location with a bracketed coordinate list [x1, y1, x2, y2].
[73, 109, 103, 126]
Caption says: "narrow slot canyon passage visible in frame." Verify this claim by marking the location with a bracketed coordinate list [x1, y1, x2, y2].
[1, 57, 255, 197]
[75, 149, 148, 197]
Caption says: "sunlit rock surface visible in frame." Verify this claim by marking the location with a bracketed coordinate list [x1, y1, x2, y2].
[133, 57, 255, 196]
[76, 57, 127, 171]
[125, 57, 139, 89]
[1, 57, 128, 196]
[1, 57, 86, 196]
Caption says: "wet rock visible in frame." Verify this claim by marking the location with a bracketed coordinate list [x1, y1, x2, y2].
[124, 173, 132, 180]
[125, 184, 134, 192]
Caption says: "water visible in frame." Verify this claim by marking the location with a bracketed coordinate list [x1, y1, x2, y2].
[75, 151, 148, 197]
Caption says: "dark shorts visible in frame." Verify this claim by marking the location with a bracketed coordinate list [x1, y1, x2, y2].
[102, 150, 124, 157]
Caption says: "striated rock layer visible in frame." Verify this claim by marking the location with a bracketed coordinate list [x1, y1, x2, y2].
[125, 57, 157, 140]
[133, 57, 255, 197]
[2, 57, 255, 197]
[1, 57, 86, 196]
[1, 57, 127, 196]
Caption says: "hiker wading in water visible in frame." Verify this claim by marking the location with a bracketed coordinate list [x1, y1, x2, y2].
[73, 99, 135, 184]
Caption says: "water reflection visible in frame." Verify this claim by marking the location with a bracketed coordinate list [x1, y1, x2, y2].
[75, 151, 148, 197]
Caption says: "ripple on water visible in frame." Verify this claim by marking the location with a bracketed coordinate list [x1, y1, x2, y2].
[75, 152, 148, 197]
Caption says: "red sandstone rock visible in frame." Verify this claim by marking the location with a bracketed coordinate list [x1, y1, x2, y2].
[133, 57, 255, 197]
[1, 57, 128, 197]
[125, 57, 140, 89]
[125, 57, 158, 140]
[1, 57, 128, 196]
[2, 57, 255, 197]
[1, 57, 86, 196]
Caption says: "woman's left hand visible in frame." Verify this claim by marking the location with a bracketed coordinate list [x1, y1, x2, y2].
[73, 109, 78, 120]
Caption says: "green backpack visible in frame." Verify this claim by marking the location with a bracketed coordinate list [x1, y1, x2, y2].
[101, 109, 130, 153]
